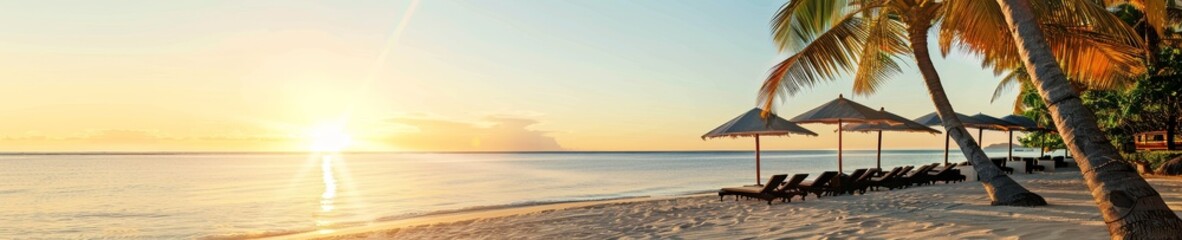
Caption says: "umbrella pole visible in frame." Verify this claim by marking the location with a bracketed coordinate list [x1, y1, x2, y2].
[1008, 130, 1014, 161]
[978, 128, 984, 146]
[876, 130, 882, 170]
[838, 119, 843, 174]
[755, 135, 761, 185]
[944, 133, 949, 165]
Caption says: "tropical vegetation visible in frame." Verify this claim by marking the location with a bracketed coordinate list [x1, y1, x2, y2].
[761, 0, 1182, 237]
[985, 0, 1182, 237]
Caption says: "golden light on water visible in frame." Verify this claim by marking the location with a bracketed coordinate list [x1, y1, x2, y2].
[320, 155, 337, 212]
[313, 153, 341, 235]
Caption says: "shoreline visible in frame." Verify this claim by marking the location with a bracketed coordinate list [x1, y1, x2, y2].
[273, 169, 1182, 239]
[260, 195, 697, 240]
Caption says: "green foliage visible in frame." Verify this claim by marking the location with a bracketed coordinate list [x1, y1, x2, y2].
[1015, 77, 1136, 153]
[1016, 81, 1067, 153]
[1015, 47, 1182, 153]
[1122, 151, 1182, 169]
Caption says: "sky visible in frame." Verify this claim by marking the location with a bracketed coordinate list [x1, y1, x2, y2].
[0, 0, 1027, 152]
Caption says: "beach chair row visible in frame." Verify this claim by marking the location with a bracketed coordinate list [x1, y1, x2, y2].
[717, 163, 967, 205]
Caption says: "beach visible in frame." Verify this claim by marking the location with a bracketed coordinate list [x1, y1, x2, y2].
[290, 168, 1182, 239]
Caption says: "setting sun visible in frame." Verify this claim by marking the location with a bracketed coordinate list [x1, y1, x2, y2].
[307, 123, 353, 153]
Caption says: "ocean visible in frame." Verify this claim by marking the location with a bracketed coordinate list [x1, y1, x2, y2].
[0, 149, 1051, 239]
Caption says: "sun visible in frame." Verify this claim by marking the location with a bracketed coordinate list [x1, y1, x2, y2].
[306, 123, 353, 153]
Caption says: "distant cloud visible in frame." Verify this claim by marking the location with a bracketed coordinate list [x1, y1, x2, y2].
[387, 116, 562, 151]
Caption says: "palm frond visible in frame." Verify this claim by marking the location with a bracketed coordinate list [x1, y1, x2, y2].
[760, 12, 868, 112]
[772, 0, 852, 52]
[992, 68, 1027, 103]
[851, 11, 909, 95]
[1106, 0, 1169, 37]
[940, 0, 1147, 91]
[1013, 84, 1029, 114]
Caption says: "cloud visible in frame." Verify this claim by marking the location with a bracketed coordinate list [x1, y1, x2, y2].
[387, 116, 562, 151]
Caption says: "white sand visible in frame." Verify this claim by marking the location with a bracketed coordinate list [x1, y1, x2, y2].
[271, 169, 1182, 239]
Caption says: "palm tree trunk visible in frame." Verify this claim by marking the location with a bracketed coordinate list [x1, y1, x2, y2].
[994, 0, 1182, 237]
[908, 25, 1046, 206]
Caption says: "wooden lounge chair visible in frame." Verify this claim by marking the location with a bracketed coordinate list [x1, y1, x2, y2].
[848, 168, 880, 194]
[991, 158, 1014, 174]
[929, 165, 965, 184]
[774, 174, 810, 202]
[870, 166, 906, 191]
[1052, 156, 1067, 168]
[895, 164, 936, 189]
[921, 165, 959, 183]
[830, 168, 868, 196]
[719, 174, 788, 204]
[796, 171, 838, 199]
[1024, 158, 1045, 173]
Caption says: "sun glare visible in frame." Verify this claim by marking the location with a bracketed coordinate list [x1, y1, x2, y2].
[307, 123, 353, 153]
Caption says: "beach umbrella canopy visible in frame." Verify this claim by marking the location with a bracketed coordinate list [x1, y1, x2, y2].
[912, 111, 989, 164]
[1000, 114, 1053, 132]
[969, 113, 1016, 145]
[970, 114, 1016, 130]
[703, 108, 818, 185]
[790, 95, 903, 173]
[912, 112, 994, 128]
[998, 114, 1055, 160]
[843, 107, 941, 169]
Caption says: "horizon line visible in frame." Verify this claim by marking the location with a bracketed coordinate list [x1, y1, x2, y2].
[0, 147, 1041, 155]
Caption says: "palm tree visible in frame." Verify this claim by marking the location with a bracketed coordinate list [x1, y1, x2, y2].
[989, 0, 1182, 238]
[759, 0, 1046, 205]
[988, 2, 1182, 115]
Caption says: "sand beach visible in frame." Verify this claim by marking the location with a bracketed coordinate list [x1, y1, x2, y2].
[265, 168, 1182, 239]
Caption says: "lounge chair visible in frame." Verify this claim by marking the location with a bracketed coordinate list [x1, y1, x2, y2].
[869, 167, 903, 191]
[774, 174, 810, 202]
[1024, 158, 1045, 173]
[929, 165, 965, 184]
[991, 158, 1014, 174]
[796, 171, 838, 199]
[897, 164, 937, 188]
[873, 166, 912, 190]
[719, 174, 788, 204]
[921, 164, 959, 184]
[847, 168, 881, 194]
[1052, 156, 1067, 168]
[830, 169, 868, 196]
[874, 166, 898, 189]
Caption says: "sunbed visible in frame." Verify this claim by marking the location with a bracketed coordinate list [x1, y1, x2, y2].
[796, 171, 838, 199]
[847, 168, 881, 194]
[718, 174, 788, 204]
[897, 164, 937, 188]
[868, 167, 903, 191]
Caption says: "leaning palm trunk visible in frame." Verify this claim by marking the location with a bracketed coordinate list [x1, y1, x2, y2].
[994, 0, 1182, 238]
[907, 23, 1045, 206]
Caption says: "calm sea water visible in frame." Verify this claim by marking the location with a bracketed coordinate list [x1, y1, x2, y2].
[0, 149, 1051, 239]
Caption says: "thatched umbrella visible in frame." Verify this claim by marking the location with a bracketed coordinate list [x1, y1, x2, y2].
[789, 95, 902, 173]
[703, 108, 818, 185]
[912, 112, 994, 164]
[843, 107, 941, 169]
[969, 113, 1015, 149]
[1000, 114, 1054, 160]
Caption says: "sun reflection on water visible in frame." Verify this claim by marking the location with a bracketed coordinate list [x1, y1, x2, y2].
[320, 155, 337, 211]
[316, 154, 338, 230]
